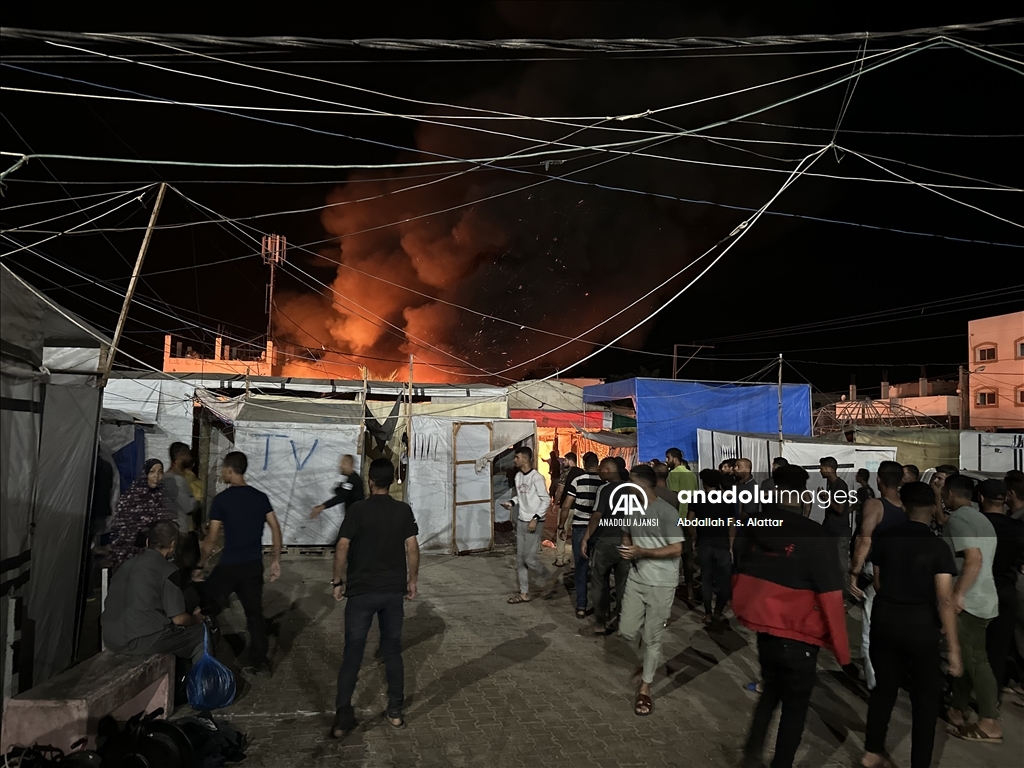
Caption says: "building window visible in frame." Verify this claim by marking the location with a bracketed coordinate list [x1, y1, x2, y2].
[1016, 338, 1024, 359]
[976, 346, 997, 362]
[1017, 386, 1024, 406]
[976, 390, 997, 407]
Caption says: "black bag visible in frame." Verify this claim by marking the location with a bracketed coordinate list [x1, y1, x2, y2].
[176, 717, 248, 767]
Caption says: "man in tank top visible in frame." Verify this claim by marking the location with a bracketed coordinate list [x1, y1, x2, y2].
[849, 460, 908, 690]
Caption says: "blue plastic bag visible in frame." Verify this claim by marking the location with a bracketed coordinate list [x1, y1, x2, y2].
[186, 624, 236, 710]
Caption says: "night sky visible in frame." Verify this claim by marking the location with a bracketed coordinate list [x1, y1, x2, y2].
[2, 3, 1021, 394]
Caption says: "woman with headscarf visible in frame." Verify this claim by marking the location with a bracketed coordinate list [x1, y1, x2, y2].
[108, 459, 173, 573]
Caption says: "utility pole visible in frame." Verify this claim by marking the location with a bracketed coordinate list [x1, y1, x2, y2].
[262, 234, 287, 347]
[777, 354, 784, 449]
[101, 183, 166, 385]
[672, 343, 714, 379]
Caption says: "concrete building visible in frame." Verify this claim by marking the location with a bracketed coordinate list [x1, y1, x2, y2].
[163, 334, 281, 377]
[968, 310, 1024, 430]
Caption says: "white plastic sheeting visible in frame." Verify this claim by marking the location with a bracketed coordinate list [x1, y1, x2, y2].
[960, 430, 1024, 473]
[205, 419, 361, 546]
[101, 378, 195, 467]
[697, 429, 897, 526]
[407, 416, 536, 553]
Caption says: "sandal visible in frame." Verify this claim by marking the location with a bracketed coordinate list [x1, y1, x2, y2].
[507, 594, 531, 604]
[575, 609, 587, 620]
[634, 688, 653, 716]
[382, 711, 406, 730]
[947, 723, 1003, 744]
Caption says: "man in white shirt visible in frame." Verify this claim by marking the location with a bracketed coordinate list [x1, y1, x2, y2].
[502, 446, 554, 604]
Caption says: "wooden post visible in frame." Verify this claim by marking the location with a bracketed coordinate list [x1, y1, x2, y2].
[777, 354, 784, 450]
[101, 183, 166, 384]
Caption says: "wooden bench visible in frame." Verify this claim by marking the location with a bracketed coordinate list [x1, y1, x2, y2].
[1, 651, 173, 753]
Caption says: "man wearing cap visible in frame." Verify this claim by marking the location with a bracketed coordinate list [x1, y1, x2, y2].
[979, 479, 1024, 702]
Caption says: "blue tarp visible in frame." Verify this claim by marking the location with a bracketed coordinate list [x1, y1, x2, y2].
[583, 378, 812, 466]
[112, 426, 146, 492]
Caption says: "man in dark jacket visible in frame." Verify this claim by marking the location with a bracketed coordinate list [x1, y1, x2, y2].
[311, 455, 365, 534]
[733, 464, 851, 768]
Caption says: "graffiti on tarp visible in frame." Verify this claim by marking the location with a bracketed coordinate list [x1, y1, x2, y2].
[255, 434, 319, 471]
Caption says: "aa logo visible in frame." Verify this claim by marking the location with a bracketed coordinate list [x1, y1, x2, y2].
[609, 483, 648, 516]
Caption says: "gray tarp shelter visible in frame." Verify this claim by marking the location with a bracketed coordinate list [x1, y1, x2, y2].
[1, 264, 109, 707]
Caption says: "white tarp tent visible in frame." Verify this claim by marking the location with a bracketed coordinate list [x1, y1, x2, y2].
[1, 264, 107, 695]
[697, 429, 897, 526]
[407, 416, 535, 554]
[198, 392, 362, 546]
[959, 430, 1023, 473]
[102, 377, 196, 467]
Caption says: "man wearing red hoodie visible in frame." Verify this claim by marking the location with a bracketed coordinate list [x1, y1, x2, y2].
[732, 464, 850, 768]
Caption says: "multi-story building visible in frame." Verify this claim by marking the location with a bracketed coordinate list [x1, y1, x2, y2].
[967, 310, 1024, 430]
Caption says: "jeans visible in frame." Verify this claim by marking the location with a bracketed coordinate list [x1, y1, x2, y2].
[836, 534, 851, 601]
[697, 544, 731, 616]
[515, 519, 550, 594]
[589, 538, 631, 627]
[555, 516, 572, 563]
[571, 527, 589, 610]
[986, 584, 1016, 693]
[744, 634, 819, 768]
[680, 536, 695, 594]
[335, 592, 405, 721]
[618, 577, 676, 684]
[205, 560, 269, 667]
[865, 602, 944, 768]
[952, 610, 999, 719]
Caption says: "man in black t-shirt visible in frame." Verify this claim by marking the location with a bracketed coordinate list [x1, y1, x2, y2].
[200, 451, 282, 678]
[862, 482, 962, 768]
[331, 458, 420, 739]
[581, 457, 631, 635]
[819, 457, 851, 597]
[978, 479, 1024, 698]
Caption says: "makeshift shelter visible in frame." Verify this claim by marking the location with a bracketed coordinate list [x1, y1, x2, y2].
[1, 264, 108, 695]
[697, 428, 897, 525]
[817, 426, 959, 470]
[103, 373, 510, 510]
[406, 416, 536, 554]
[960, 430, 1023, 473]
[584, 378, 812, 468]
[509, 379, 610, 488]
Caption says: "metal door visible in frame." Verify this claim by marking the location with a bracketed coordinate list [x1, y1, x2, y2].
[452, 422, 493, 554]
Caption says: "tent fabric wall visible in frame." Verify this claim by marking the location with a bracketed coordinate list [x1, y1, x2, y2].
[203, 419, 361, 547]
[697, 428, 897, 526]
[584, 378, 812, 466]
[1, 368, 41, 703]
[407, 416, 537, 553]
[508, 380, 586, 412]
[407, 416, 457, 553]
[817, 427, 960, 470]
[103, 379, 195, 468]
[509, 409, 603, 429]
[25, 384, 100, 685]
[960, 430, 1024, 473]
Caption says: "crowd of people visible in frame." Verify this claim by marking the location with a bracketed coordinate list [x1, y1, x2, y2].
[521, 448, 1024, 768]
[96, 438, 1023, 764]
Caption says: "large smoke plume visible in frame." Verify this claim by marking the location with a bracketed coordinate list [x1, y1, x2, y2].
[275, 8, 795, 382]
